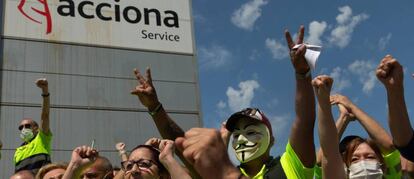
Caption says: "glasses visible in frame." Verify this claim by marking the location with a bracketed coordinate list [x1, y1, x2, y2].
[121, 159, 158, 171]
[18, 124, 32, 130]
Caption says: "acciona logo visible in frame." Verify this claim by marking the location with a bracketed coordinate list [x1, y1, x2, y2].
[18, 0, 53, 34]
[17, 0, 180, 35]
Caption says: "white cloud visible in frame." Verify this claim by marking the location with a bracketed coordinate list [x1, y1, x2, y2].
[348, 60, 377, 94]
[268, 114, 290, 137]
[306, 21, 327, 45]
[330, 67, 351, 93]
[217, 100, 227, 109]
[231, 0, 268, 31]
[378, 33, 392, 50]
[265, 38, 289, 60]
[198, 44, 232, 69]
[329, 6, 369, 48]
[226, 80, 260, 112]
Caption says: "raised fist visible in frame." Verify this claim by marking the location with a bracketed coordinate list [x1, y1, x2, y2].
[312, 75, 334, 103]
[376, 55, 404, 89]
[175, 128, 237, 178]
[35, 78, 48, 90]
[115, 142, 126, 151]
[145, 138, 162, 149]
[70, 146, 98, 169]
[158, 140, 175, 162]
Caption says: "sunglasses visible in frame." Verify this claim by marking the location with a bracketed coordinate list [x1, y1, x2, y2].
[121, 159, 158, 171]
[18, 124, 32, 131]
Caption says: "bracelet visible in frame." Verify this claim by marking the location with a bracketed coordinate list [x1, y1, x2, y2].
[148, 103, 162, 116]
[41, 93, 50, 97]
[295, 70, 311, 80]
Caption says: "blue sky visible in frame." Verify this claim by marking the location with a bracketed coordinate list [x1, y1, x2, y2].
[192, 0, 414, 156]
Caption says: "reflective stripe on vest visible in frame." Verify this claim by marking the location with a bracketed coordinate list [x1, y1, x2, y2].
[15, 153, 51, 173]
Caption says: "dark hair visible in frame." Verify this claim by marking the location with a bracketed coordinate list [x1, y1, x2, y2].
[130, 145, 167, 174]
[342, 137, 385, 171]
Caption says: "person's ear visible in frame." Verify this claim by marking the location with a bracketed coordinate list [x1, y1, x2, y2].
[32, 125, 39, 132]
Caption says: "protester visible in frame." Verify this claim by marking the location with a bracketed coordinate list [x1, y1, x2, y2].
[130, 68, 199, 178]
[10, 170, 35, 179]
[121, 144, 168, 179]
[376, 55, 414, 162]
[14, 78, 52, 174]
[219, 25, 317, 178]
[228, 25, 317, 178]
[175, 128, 248, 179]
[312, 75, 345, 179]
[35, 163, 67, 179]
[62, 146, 99, 179]
[313, 92, 402, 178]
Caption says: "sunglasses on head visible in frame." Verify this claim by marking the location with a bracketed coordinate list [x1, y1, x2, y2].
[18, 124, 32, 130]
[121, 159, 158, 171]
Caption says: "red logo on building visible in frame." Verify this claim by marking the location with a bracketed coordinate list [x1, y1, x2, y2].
[18, 0, 53, 34]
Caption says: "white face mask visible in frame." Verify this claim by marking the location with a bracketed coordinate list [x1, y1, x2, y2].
[348, 160, 383, 179]
[20, 128, 34, 142]
[232, 119, 271, 163]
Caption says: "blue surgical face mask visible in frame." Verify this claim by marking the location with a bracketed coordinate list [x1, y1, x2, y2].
[20, 128, 34, 142]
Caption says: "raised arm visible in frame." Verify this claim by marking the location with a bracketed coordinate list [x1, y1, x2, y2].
[331, 94, 394, 154]
[285, 25, 316, 167]
[131, 68, 200, 178]
[63, 146, 98, 179]
[316, 104, 353, 165]
[158, 140, 191, 179]
[131, 68, 184, 139]
[312, 75, 345, 179]
[376, 55, 413, 147]
[115, 142, 128, 162]
[36, 78, 50, 135]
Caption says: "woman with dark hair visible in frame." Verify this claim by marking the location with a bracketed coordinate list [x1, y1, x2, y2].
[121, 138, 190, 179]
[122, 145, 168, 179]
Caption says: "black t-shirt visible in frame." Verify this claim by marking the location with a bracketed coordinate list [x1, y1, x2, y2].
[396, 132, 414, 162]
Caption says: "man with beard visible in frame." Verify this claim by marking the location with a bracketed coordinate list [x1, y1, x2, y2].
[14, 78, 52, 174]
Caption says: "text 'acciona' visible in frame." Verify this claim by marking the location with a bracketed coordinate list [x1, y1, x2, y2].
[57, 0, 180, 28]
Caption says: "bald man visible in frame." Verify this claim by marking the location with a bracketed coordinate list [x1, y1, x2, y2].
[10, 170, 35, 179]
[14, 79, 52, 173]
[81, 156, 114, 179]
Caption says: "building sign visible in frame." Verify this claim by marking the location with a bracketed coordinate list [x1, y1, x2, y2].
[3, 0, 194, 54]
